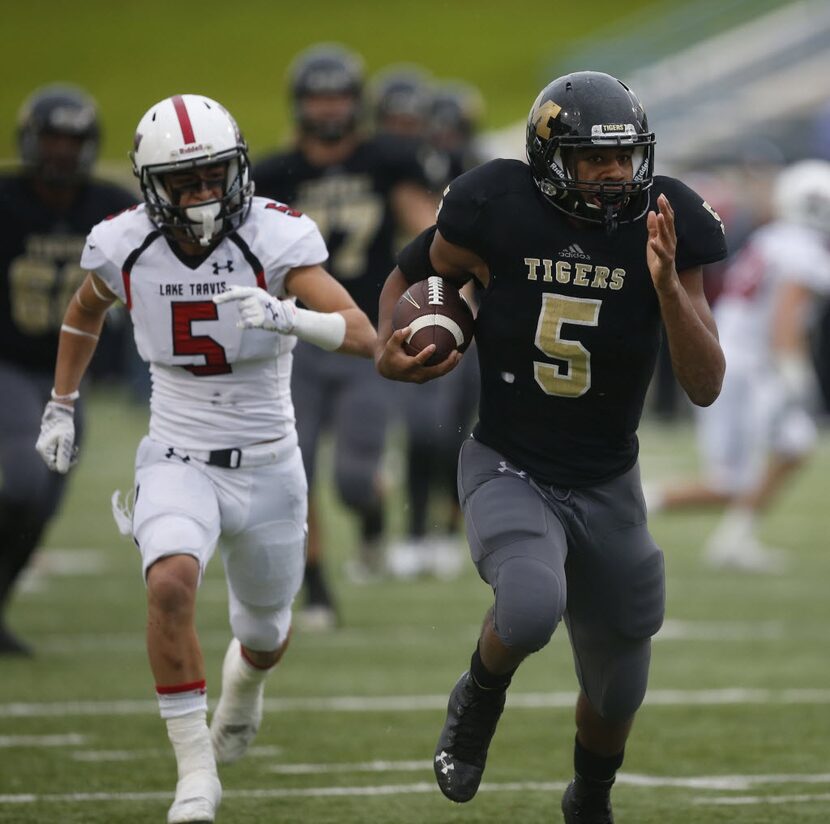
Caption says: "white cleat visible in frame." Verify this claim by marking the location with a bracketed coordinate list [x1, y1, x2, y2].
[210, 639, 264, 765]
[167, 769, 221, 824]
[704, 536, 786, 574]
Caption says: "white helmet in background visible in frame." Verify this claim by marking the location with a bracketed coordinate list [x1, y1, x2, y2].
[772, 159, 830, 235]
[130, 94, 253, 246]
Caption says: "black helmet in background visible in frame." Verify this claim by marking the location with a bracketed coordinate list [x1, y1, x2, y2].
[17, 84, 100, 185]
[289, 43, 365, 142]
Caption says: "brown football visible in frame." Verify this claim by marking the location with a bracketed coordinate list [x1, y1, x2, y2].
[392, 276, 475, 366]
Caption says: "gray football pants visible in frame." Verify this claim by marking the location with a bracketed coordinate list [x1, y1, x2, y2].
[291, 341, 395, 513]
[457, 436, 665, 722]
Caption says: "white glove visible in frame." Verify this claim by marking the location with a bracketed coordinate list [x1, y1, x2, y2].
[36, 401, 78, 474]
[213, 285, 296, 333]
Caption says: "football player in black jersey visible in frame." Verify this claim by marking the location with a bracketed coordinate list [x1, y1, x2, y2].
[375, 76, 486, 581]
[0, 85, 136, 655]
[376, 71, 727, 823]
[254, 44, 436, 629]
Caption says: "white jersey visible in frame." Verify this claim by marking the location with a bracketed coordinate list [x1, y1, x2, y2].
[715, 221, 830, 369]
[81, 197, 328, 449]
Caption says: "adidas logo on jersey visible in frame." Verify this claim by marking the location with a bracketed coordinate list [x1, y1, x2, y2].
[557, 243, 590, 260]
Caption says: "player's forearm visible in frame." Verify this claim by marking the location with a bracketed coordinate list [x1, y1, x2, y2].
[336, 307, 377, 358]
[53, 295, 108, 397]
[658, 285, 725, 407]
[376, 268, 410, 350]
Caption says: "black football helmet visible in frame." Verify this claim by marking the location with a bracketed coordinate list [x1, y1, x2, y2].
[428, 81, 483, 147]
[371, 65, 431, 136]
[289, 43, 365, 142]
[526, 71, 654, 232]
[17, 84, 100, 185]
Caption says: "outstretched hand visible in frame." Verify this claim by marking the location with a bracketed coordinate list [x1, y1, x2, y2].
[646, 193, 679, 294]
[214, 285, 296, 333]
[375, 327, 461, 383]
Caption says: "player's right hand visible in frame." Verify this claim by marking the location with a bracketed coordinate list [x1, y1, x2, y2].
[375, 327, 461, 384]
[36, 401, 78, 474]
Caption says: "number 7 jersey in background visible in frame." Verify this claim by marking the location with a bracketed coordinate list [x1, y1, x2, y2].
[81, 197, 327, 451]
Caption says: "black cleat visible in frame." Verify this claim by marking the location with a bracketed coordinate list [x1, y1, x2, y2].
[561, 775, 615, 823]
[433, 671, 506, 802]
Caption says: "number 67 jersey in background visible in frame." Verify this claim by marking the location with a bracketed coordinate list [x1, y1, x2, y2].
[81, 197, 327, 450]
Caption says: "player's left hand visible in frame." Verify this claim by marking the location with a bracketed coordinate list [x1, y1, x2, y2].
[214, 285, 296, 333]
[646, 193, 679, 293]
[375, 327, 461, 384]
[36, 401, 78, 474]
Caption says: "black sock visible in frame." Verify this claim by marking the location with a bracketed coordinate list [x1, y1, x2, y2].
[469, 644, 515, 691]
[574, 735, 624, 784]
[303, 561, 334, 607]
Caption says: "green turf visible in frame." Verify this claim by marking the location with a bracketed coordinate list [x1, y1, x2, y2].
[0, 0, 777, 172]
[1, 388, 829, 823]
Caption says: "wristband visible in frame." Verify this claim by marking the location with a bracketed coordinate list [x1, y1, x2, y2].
[51, 388, 80, 402]
[291, 307, 347, 351]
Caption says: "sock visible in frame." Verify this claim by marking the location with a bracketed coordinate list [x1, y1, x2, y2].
[470, 644, 515, 691]
[218, 639, 271, 718]
[156, 682, 215, 780]
[574, 735, 624, 784]
[303, 561, 334, 607]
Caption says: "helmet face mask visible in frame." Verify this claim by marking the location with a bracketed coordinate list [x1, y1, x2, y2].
[130, 95, 253, 247]
[289, 44, 364, 142]
[526, 72, 655, 232]
[17, 84, 100, 186]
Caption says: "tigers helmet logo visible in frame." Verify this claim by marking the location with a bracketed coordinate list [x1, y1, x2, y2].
[532, 99, 562, 139]
[133, 132, 143, 152]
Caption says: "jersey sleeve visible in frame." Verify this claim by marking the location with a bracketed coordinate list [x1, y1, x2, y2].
[80, 219, 127, 301]
[659, 177, 728, 271]
[435, 163, 493, 261]
[256, 206, 329, 296]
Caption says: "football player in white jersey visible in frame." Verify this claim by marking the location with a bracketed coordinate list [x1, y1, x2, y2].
[648, 160, 830, 572]
[34, 94, 375, 824]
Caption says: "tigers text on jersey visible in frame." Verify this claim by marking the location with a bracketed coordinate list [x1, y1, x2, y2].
[81, 197, 327, 450]
[715, 221, 830, 369]
[253, 134, 428, 325]
[0, 174, 136, 372]
[437, 160, 727, 487]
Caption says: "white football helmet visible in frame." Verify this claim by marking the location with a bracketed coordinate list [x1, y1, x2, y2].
[130, 94, 253, 246]
[772, 159, 830, 235]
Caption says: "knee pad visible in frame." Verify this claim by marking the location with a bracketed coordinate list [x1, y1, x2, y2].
[585, 638, 652, 723]
[336, 462, 380, 511]
[493, 556, 566, 652]
[229, 601, 292, 652]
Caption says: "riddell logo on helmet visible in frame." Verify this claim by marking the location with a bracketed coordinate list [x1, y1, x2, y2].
[173, 143, 211, 156]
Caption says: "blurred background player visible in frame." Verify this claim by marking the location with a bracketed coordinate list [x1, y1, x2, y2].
[254, 44, 436, 628]
[647, 160, 830, 572]
[382, 79, 486, 580]
[0, 84, 135, 655]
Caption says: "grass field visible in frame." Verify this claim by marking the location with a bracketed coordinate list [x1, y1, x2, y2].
[1, 388, 829, 823]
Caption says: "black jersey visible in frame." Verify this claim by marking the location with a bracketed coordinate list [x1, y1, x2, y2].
[0, 174, 136, 373]
[437, 160, 727, 487]
[253, 134, 427, 325]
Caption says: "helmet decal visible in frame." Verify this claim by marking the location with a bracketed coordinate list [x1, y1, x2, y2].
[532, 100, 561, 140]
[171, 95, 196, 145]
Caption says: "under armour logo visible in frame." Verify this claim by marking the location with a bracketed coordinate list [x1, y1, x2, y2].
[497, 460, 526, 478]
[211, 260, 234, 275]
[435, 751, 455, 775]
[165, 447, 191, 463]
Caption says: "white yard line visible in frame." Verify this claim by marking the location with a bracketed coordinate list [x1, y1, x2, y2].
[3, 687, 830, 718]
[2, 774, 830, 806]
[0, 734, 86, 748]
